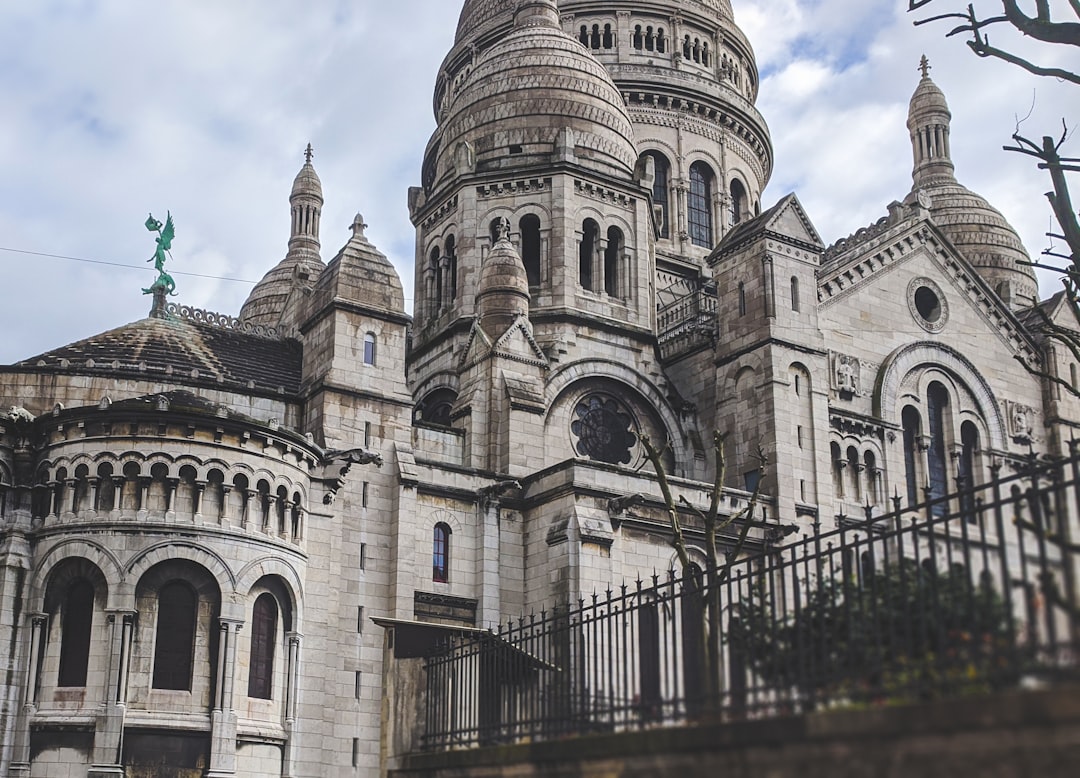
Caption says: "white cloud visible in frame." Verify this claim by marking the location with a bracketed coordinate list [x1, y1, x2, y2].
[0, 0, 1076, 365]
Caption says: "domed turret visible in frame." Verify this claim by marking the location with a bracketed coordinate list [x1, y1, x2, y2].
[905, 59, 1037, 308]
[476, 218, 530, 334]
[240, 145, 326, 329]
[427, 0, 637, 195]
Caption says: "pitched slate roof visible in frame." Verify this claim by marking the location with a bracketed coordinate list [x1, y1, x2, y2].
[13, 310, 302, 396]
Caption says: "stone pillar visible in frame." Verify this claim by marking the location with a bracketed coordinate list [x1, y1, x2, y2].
[220, 484, 233, 525]
[478, 497, 502, 628]
[282, 633, 302, 778]
[9, 613, 46, 775]
[208, 619, 242, 777]
[89, 610, 136, 776]
[194, 481, 207, 522]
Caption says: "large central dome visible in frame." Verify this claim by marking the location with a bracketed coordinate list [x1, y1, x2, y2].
[427, 0, 637, 193]
[455, 0, 734, 44]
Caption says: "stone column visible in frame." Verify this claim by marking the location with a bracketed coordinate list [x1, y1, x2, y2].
[208, 619, 242, 777]
[9, 614, 47, 775]
[90, 610, 136, 777]
[194, 481, 207, 522]
[478, 498, 502, 628]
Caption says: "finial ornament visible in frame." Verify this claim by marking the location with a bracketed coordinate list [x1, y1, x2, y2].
[495, 217, 512, 242]
[351, 213, 368, 238]
[142, 211, 177, 300]
[304, 143, 314, 164]
[919, 55, 931, 79]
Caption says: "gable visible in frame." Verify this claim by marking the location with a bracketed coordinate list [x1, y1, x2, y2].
[818, 219, 1040, 371]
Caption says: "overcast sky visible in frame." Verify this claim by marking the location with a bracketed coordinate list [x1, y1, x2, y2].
[0, 0, 1075, 365]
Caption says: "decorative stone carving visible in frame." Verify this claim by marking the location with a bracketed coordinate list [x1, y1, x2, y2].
[1008, 401, 1035, 443]
[834, 354, 860, 397]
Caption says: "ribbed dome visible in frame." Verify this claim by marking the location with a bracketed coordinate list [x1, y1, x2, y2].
[476, 223, 530, 333]
[916, 182, 1038, 305]
[292, 160, 323, 200]
[905, 60, 1036, 307]
[432, 2, 637, 191]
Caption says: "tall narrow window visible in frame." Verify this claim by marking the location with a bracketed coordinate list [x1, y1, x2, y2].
[604, 226, 623, 298]
[927, 383, 950, 514]
[248, 593, 278, 700]
[688, 162, 714, 247]
[153, 581, 197, 690]
[831, 442, 844, 496]
[363, 333, 377, 366]
[643, 152, 670, 238]
[864, 451, 879, 506]
[790, 276, 800, 312]
[429, 246, 442, 310]
[520, 214, 542, 289]
[433, 523, 451, 583]
[902, 406, 922, 508]
[959, 421, 981, 522]
[579, 219, 598, 291]
[445, 235, 457, 302]
[730, 179, 747, 225]
[738, 282, 746, 316]
[58, 579, 94, 687]
[847, 446, 861, 503]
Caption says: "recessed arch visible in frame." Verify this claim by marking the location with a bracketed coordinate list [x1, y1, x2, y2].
[875, 341, 1007, 449]
[125, 541, 237, 597]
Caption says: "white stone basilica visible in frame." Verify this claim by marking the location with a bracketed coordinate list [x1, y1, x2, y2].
[1, 1, 1075, 776]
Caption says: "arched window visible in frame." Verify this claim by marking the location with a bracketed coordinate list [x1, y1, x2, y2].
[58, 579, 94, 687]
[604, 226, 623, 298]
[415, 388, 457, 428]
[433, 523, 451, 583]
[902, 406, 922, 507]
[831, 442, 844, 496]
[683, 35, 692, 59]
[602, 23, 614, 49]
[633, 25, 643, 49]
[445, 235, 457, 302]
[153, 581, 197, 691]
[520, 214, 542, 289]
[790, 276, 800, 312]
[591, 24, 601, 49]
[738, 282, 746, 316]
[688, 162, 714, 247]
[847, 446, 862, 503]
[927, 383, 950, 513]
[429, 246, 441, 310]
[959, 421, 981, 523]
[730, 179, 747, 225]
[579, 219, 599, 291]
[363, 332, 377, 366]
[656, 28, 666, 53]
[702, 42, 710, 66]
[643, 151, 670, 238]
[864, 451, 878, 506]
[579, 25, 589, 46]
[248, 593, 278, 700]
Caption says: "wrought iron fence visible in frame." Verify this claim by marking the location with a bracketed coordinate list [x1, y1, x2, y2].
[420, 453, 1080, 751]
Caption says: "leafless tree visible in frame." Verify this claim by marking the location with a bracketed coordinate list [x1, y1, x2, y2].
[910, 2, 1080, 393]
[639, 430, 768, 707]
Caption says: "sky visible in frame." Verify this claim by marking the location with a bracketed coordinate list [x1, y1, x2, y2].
[0, 0, 1076, 365]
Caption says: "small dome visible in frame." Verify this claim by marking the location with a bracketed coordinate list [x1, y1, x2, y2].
[430, 1, 637, 192]
[292, 160, 323, 201]
[305, 215, 406, 318]
[476, 220, 530, 333]
[914, 182, 1038, 306]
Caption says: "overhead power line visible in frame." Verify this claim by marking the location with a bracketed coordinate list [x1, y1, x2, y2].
[0, 246, 258, 285]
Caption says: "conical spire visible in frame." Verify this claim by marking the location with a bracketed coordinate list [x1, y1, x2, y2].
[290, 143, 324, 253]
[907, 56, 955, 187]
[476, 217, 530, 335]
[239, 145, 326, 328]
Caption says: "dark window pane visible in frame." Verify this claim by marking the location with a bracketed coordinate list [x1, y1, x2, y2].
[248, 593, 278, 700]
[58, 580, 94, 687]
[433, 523, 451, 583]
[153, 582, 197, 691]
[689, 163, 713, 247]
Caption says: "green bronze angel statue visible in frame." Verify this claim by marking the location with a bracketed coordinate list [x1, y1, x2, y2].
[142, 212, 177, 295]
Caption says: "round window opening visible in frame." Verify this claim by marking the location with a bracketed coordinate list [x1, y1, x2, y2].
[571, 394, 638, 465]
[914, 286, 942, 323]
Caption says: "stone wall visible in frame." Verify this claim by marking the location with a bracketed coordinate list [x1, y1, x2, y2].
[392, 687, 1080, 778]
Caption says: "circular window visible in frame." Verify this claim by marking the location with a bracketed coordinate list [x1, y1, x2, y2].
[914, 286, 941, 322]
[571, 394, 638, 465]
[908, 277, 949, 333]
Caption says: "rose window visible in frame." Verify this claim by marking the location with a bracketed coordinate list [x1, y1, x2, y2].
[571, 394, 638, 465]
